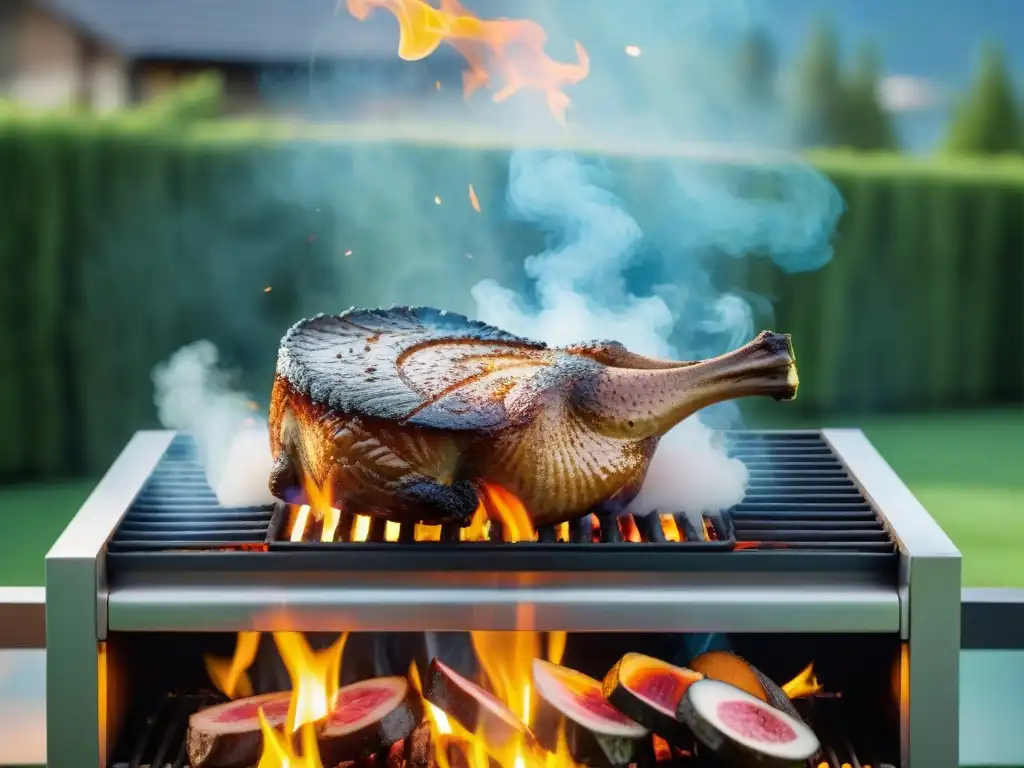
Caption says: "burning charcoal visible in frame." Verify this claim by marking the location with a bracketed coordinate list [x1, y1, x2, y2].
[269, 308, 798, 529]
[602, 653, 703, 748]
[317, 676, 424, 766]
[186, 692, 291, 768]
[677, 680, 820, 768]
[424, 659, 537, 751]
[385, 740, 406, 768]
[532, 659, 651, 767]
[404, 721, 434, 768]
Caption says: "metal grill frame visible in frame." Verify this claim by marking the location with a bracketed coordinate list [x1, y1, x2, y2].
[43, 428, 962, 768]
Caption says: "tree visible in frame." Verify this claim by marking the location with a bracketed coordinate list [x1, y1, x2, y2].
[735, 25, 779, 112]
[839, 43, 899, 150]
[944, 43, 1021, 155]
[791, 18, 846, 148]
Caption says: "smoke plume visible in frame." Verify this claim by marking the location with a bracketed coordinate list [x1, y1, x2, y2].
[152, 341, 275, 507]
[150, 0, 843, 514]
[472, 148, 839, 515]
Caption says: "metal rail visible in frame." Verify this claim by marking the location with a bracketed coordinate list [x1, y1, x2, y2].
[4, 587, 1021, 650]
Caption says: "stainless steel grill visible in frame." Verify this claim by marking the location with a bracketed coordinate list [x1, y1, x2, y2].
[42, 428, 963, 768]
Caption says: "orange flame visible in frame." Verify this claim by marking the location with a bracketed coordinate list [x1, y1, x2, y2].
[478, 483, 535, 542]
[204, 631, 261, 699]
[782, 662, 824, 699]
[274, 632, 348, 732]
[256, 712, 322, 768]
[346, 0, 590, 121]
[659, 515, 681, 542]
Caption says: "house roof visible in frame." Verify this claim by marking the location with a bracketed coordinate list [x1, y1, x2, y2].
[36, 0, 464, 63]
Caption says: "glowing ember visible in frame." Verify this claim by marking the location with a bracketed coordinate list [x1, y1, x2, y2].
[659, 515, 681, 542]
[782, 662, 824, 699]
[352, 514, 371, 542]
[469, 183, 481, 212]
[346, 0, 590, 121]
[624, 45, 642, 57]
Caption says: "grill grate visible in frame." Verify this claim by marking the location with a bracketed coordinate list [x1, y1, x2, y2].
[107, 438, 273, 553]
[109, 690, 887, 768]
[105, 432, 896, 574]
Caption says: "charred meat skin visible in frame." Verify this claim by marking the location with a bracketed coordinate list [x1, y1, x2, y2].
[269, 307, 798, 527]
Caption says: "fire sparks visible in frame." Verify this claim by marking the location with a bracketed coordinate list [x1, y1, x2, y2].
[624, 45, 642, 57]
[782, 662, 824, 699]
[468, 183, 481, 212]
[346, 0, 590, 121]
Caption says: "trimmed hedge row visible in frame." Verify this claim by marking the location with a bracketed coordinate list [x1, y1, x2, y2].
[1, 118, 1022, 480]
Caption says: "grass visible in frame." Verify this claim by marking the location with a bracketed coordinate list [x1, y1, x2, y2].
[754, 408, 1024, 587]
[0, 409, 1021, 587]
[0, 481, 95, 586]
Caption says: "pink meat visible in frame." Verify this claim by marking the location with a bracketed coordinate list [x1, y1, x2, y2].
[213, 697, 290, 724]
[716, 700, 796, 743]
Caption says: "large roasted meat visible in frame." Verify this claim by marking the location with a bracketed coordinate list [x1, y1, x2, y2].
[268, 307, 798, 527]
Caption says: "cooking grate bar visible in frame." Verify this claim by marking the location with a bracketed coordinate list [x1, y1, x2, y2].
[105, 432, 898, 571]
[112, 693, 217, 768]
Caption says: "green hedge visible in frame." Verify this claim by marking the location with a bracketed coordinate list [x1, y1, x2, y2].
[1, 117, 1022, 480]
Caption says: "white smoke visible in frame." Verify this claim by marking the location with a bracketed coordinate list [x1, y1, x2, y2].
[472, 152, 750, 515]
[152, 341, 276, 508]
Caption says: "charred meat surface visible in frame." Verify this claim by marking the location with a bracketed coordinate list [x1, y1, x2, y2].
[270, 307, 798, 527]
[186, 692, 291, 768]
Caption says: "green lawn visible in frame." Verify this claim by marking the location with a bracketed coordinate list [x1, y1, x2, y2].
[0, 409, 1020, 587]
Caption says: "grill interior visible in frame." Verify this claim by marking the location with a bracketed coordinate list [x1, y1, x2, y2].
[106, 431, 897, 574]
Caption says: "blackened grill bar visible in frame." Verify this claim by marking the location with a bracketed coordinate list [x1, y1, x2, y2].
[44, 428, 961, 768]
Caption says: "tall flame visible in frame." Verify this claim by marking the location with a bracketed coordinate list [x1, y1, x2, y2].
[346, 0, 590, 121]
[204, 631, 261, 699]
[274, 632, 349, 732]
